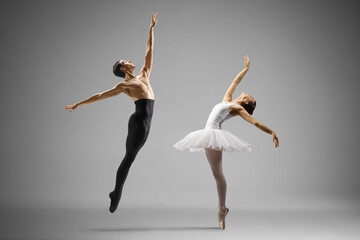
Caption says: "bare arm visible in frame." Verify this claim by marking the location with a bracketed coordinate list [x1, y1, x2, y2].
[141, 12, 159, 77]
[64, 83, 124, 112]
[222, 55, 250, 102]
[229, 105, 279, 148]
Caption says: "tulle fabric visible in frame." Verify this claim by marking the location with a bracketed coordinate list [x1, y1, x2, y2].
[173, 129, 251, 153]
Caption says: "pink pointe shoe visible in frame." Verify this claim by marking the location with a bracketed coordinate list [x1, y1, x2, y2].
[218, 207, 229, 230]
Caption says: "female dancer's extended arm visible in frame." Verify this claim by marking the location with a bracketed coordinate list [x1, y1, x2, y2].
[140, 12, 159, 78]
[222, 55, 250, 102]
[229, 105, 279, 147]
[64, 83, 124, 112]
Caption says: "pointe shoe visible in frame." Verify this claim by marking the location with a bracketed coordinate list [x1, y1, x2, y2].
[109, 192, 120, 213]
[218, 207, 229, 230]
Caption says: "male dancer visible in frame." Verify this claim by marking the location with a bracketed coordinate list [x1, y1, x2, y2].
[65, 13, 159, 213]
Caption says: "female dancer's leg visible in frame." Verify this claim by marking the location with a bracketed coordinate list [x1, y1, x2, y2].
[205, 148, 229, 229]
[205, 148, 226, 208]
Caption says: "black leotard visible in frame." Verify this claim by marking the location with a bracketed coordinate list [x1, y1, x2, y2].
[109, 99, 154, 212]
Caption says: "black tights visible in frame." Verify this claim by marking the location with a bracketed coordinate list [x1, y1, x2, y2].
[109, 99, 154, 212]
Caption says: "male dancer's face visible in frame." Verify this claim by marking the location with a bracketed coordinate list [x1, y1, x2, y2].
[120, 60, 136, 72]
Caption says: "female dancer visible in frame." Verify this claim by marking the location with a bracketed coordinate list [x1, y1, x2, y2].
[65, 12, 159, 213]
[174, 55, 279, 229]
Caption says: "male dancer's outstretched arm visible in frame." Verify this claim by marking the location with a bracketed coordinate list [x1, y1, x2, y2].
[140, 12, 158, 79]
[222, 55, 250, 102]
[64, 83, 124, 112]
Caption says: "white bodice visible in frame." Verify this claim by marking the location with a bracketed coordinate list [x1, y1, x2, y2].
[205, 102, 236, 130]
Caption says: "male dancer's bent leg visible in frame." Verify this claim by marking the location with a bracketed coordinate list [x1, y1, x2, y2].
[109, 113, 150, 213]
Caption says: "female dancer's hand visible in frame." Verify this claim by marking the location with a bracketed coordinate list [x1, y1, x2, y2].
[272, 132, 279, 148]
[64, 104, 78, 112]
[244, 55, 250, 69]
[151, 12, 159, 28]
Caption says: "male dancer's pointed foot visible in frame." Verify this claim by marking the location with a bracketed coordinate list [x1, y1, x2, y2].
[109, 192, 120, 213]
[218, 207, 229, 230]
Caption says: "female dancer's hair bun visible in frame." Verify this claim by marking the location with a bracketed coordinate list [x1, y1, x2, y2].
[113, 61, 125, 78]
[241, 100, 256, 115]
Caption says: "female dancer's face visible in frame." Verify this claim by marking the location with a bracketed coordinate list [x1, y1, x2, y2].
[239, 92, 255, 104]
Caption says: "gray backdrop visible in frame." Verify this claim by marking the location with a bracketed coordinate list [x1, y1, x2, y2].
[1, 0, 359, 210]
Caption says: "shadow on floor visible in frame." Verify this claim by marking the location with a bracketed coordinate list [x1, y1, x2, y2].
[92, 226, 219, 232]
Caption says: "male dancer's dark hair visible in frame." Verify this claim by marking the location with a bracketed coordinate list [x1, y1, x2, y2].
[113, 61, 125, 78]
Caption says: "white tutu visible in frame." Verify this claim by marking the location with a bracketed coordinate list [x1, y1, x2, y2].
[173, 128, 251, 153]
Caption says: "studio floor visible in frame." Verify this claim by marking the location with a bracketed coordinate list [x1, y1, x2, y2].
[1, 206, 360, 240]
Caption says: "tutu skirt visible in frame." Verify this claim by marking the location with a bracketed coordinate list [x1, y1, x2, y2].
[173, 128, 251, 153]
